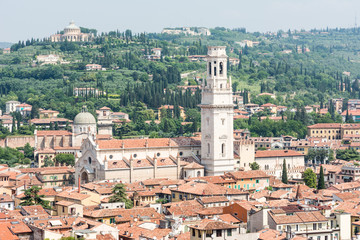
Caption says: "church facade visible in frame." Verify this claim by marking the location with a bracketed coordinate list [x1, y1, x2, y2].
[75, 137, 202, 184]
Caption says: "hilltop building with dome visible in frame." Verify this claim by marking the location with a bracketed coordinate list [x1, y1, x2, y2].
[50, 21, 93, 42]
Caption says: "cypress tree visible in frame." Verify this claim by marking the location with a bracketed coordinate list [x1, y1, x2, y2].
[282, 159, 288, 184]
[318, 165, 326, 190]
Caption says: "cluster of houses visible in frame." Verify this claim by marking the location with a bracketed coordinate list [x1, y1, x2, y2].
[0, 160, 357, 240]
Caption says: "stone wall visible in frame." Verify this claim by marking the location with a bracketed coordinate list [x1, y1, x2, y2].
[0, 136, 35, 148]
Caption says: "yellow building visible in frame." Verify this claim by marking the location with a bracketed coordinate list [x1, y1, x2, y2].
[307, 123, 342, 139]
[21, 167, 75, 188]
[224, 170, 270, 192]
[39, 109, 59, 119]
[55, 189, 101, 207]
[55, 200, 83, 216]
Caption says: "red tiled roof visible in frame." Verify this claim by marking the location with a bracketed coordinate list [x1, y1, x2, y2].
[36, 130, 72, 136]
[226, 170, 269, 179]
[307, 123, 341, 129]
[255, 150, 304, 158]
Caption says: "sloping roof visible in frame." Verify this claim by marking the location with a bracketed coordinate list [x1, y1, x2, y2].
[189, 219, 238, 230]
[226, 170, 269, 179]
[307, 123, 341, 129]
[255, 150, 304, 158]
[270, 211, 327, 224]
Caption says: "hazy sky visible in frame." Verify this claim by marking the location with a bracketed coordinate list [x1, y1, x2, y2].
[1, 0, 359, 42]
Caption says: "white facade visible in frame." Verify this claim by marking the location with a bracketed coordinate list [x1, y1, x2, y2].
[200, 46, 234, 175]
[6, 101, 20, 114]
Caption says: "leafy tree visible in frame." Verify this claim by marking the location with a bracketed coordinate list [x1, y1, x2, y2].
[282, 159, 288, 184]
[55, 153, 75, 166]
[250, 162, 260, 170]
[109, 183, 133, 209]
[23, 143, 34, 159]
[43, 156, 54, 167]
[318, 165, 326, 189]
[20, 186, 50, 209]
[303, 168, 317, 188]
[336, 148, 360, 161]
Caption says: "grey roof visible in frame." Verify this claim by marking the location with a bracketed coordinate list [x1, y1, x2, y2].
[74, 106, 96, 125]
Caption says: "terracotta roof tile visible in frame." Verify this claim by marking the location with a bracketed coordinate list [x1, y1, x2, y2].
[255, 150, 304, 158]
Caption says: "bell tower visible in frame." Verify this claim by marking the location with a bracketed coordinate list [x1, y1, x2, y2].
[200, 46, 234, 176]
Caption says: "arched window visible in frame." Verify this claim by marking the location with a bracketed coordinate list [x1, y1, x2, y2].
[197, 171, 201, 177]
[208, 143, 210, 154]
[88, 157, 92, 164]
[209, 62, 212, 75]
[219, 62, 223, 75]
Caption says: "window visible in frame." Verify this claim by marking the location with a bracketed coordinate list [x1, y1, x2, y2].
[172, 193, 175, 198]
[296, 225, 299, 231]
[208, 143, 210, 154]
[221, 143, 225, 155]
[256, 179, 259, 184]
[220, 62, 223, 75]
[88, 157, 92, 164]
[179, 194, 183, 200]
[209, 62, 212, 75]
[216, 230, 222, 237]
[110, 218, 115, 224]
[318, 223, 322, 229]
[109, 155, 113, 159]
[227, 229, 232, 237]
[157, 153, 160, 157]
[214, 67, 217, 76]
[313, 223, 317, 230]
[192, 229, 195, 237]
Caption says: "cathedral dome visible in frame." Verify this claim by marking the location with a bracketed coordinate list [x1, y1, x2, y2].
[65, 21, 80, 30]
[74, 106, 96, 125]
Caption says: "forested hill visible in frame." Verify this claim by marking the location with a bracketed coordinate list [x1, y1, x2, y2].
[1, 27, 360, 138]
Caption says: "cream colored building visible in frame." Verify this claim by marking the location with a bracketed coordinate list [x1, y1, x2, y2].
[75, 137, 202, 184]
[234, 139, 255, 171]
[255, 150, 305, 179]
[50, 21, 93, 42]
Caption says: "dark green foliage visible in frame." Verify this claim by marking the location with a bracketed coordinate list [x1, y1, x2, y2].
[20, 186, 51, 209]
[318, 166, 326, 189]
[54, 153, 75, 166]
[109, 183, 133, 209]
[282, 159, 288, 184]
[336, 148, 360, 161]
[303, 168, 317, 188]
[250, 162, 260, 170]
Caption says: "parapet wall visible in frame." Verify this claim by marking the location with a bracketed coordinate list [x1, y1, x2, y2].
[0, 136, 35, 148]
